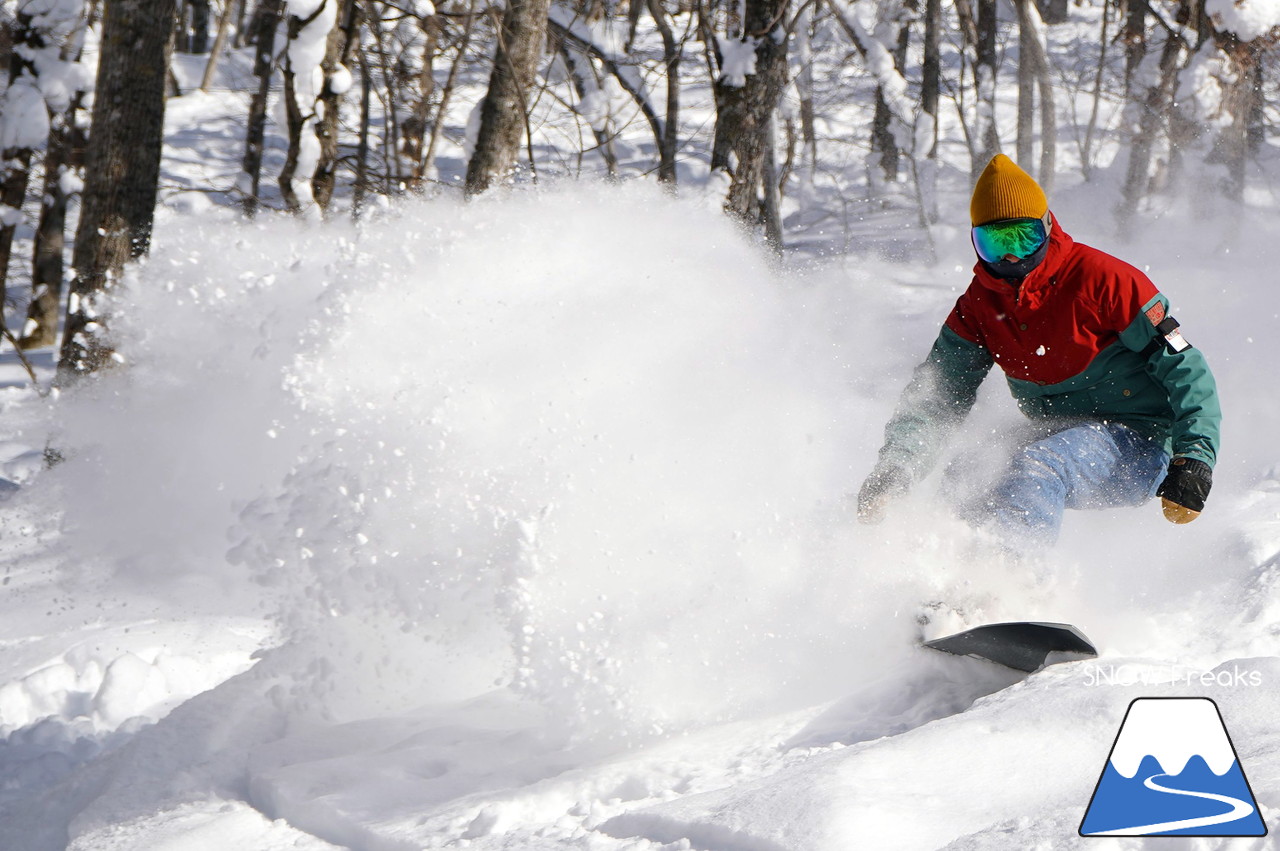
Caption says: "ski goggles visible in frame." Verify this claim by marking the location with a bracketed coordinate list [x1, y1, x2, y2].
[972, 217, 1049, 263]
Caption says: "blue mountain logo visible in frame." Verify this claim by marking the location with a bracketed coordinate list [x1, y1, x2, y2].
[1080, 697, 1267, 837]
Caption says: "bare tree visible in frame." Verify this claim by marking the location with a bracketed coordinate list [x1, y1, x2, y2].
[791, 0, 817, 182]
[1122, 0, 1147, 97]
[191, 0, 211, 51]
[1038, 0, 1067, 25]
[22, 15, 91, 350]
[464, 0, 553, 196]
[869, 0, 913, 184]
[0, 11, 52, 306]
[648, 0, 681, 184]
[60, 0, 179, 376]
[709, 0, 790, 248]
[278, 1, 338, 213]
[1079, 0, 1111, 179]
[920, 0, 940, 219]
[200, 0, 239, 90]
[1015, 0, 1056, 192]
[1116, 28, 1185, 236]
[402, 9, 443, 189]
[0, 0, 91, 330]
[311, 0, 361, 210]
[973, 0, 999, 175]
[242, 0, 284, 215]
[556, 38, 620, 177]
[1208, 33, 1273, 204]
[21, 97, 85, 350]
[420, 0, 478, 184]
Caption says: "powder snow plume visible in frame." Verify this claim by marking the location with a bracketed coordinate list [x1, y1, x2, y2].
[40, 185, 959, 736]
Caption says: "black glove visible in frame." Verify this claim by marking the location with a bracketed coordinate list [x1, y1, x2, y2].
[1155, 457, 1212, 524]
[857, 465, 910, 524]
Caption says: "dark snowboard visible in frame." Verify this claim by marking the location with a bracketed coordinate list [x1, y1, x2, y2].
[925, 621, 1097, 672]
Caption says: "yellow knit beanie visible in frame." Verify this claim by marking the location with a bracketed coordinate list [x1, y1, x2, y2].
[970, 154, 1047, 226]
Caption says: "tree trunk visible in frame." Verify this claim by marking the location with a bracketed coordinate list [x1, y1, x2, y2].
[233, 0, 249, 47]
[190, 0, 210, 51]
[22, 94, 87, 350]
[60, 0, 178, 377]
[1017, 3, 1035, 167]
[311, 0, 360, 211]
[199, 0, 236, 90]
[1081, 0, 1110, 179]
[367, 8, 404, 192]
[277, 13, 305, 212]
[1122, 0, 1146, 98]
[0, 12, 46, 309]
[649, 0, 680, 184]
[1016, 0, 1055, 193]
[762, 111, 782, 248]
[921, 0, 940, 219]
[421, 0, 477, 183]
[872, 94, 897, 182]
[709, 0, 789, 246]
[402, 11, 441, 190]
[1116, 30, 1182, 237]
[278, 2, 338, 214]
[464, 0, 552, 196]
[558, 43, 619, 177]
[1246, 46, 1265, 155]
[353, 42, 371, 215]
[870, 3, 910, 184]
[954, 0, 978, 50]
[241, 0, 283, 215]
[175, 0, 189, 51]
[1213, 38, 1260, 205]
[1038, 0, 1068, 25]
[793, 0, 817, 179]
[973, 0, 998, 176]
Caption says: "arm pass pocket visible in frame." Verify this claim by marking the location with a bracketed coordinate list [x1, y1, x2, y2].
[1155, 316, 1191, 353]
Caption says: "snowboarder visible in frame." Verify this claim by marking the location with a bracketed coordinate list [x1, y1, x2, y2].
[856, 154, 1221, 556]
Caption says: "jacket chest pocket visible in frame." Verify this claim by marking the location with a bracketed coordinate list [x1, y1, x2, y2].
[1088, 370, 1162, 415]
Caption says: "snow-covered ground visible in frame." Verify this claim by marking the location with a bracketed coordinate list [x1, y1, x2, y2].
[2, 14, 1280, 851]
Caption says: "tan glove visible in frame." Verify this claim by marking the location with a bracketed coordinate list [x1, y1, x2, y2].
[857, 465, 910, 524]
[1155, 457, 1212, 524]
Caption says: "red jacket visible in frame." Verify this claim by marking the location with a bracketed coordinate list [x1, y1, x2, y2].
[875, 216, 1220, 481]
[946, 215, 1160, 386]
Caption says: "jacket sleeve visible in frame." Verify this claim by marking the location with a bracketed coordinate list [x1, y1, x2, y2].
[1118, 292, 1221, 468]
[876, 325, 994, 482]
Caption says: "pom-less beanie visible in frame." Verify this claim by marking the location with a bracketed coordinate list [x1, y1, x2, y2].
[970, 154, 1048, 226]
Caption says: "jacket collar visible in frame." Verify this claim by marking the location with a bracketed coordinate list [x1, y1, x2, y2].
[971, 212, 1074, 308]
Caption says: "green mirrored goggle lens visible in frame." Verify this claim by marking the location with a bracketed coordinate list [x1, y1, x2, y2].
[972, 218, 1048, 262]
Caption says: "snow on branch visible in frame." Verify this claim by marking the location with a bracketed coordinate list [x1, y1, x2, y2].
[0, 0, 91, 152]
[1206, 0, 1280, 42]
[826, 0, 918, 155]
[716, 35, 759, 87]
[546, 5, 666, 153]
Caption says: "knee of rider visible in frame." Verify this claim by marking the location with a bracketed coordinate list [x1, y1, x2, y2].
[1009, 444, 1069, 482]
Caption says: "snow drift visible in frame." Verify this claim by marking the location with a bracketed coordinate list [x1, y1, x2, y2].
[8, 179, 1280, 849]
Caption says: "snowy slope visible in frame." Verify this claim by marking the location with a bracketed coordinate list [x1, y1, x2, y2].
[2, 22, 1280, 851]
[0, 178, 1276, 850]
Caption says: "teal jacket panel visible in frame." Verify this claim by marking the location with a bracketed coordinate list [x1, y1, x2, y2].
[878, 294, 1220, 480]
[877, 326, 993, 482]
[1007, 293, 1219, 466]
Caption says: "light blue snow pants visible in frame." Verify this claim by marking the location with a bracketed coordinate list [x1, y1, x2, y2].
[981, 422, 1170, 555]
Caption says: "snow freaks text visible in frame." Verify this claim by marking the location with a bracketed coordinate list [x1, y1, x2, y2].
[1082, 664, 1264, 688]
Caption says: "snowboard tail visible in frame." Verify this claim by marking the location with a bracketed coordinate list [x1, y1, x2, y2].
[924, 621, 1096, 672]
